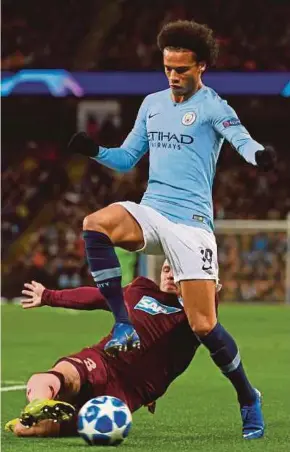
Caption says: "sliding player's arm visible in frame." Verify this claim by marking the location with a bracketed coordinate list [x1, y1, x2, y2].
[211, 100, 276, 170]
[21, 281, 110, 311]
[68, 97, 150, 173]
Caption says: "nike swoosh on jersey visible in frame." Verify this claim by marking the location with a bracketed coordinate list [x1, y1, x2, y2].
[148, 113, 160, 119]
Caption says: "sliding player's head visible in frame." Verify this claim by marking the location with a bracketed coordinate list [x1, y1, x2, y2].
[160, 259, 180, 295]
[157, 20, 218, 98]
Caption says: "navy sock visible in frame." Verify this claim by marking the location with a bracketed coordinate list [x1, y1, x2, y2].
[83, 230, 130, 324]
[199, 323, 256, 406]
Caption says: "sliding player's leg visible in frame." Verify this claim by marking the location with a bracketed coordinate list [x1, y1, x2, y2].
[83, 204, 144, 355]
[5, 360, 79, 436]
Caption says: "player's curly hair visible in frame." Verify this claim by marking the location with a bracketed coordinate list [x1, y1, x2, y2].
[157, 20, 219, 67]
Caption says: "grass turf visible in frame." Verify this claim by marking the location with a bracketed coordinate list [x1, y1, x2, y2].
[2, 303, 290, 451]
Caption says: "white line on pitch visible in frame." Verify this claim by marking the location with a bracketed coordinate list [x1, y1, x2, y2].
[1, 385, 26, 392]
[1, 380, 25, 385]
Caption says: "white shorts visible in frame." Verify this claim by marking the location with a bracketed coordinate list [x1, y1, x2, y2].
[116, 201, 219, 283]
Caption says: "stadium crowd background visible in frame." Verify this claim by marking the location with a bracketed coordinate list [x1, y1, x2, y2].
[2, 0, 290, 71]
[2, 0, 289, 302]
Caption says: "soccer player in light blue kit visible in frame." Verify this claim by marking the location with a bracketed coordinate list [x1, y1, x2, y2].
[68, 20, 275, 439]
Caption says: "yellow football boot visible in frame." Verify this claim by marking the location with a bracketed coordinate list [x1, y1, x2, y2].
[19, 399, 75, 427]
[5, 418, 19, 432]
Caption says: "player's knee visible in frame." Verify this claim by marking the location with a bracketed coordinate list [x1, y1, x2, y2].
[83, 212, 109, 235]
[26, 373, 60, 401]
[26, 373, 41, 400]
[189, 318, 217, 337]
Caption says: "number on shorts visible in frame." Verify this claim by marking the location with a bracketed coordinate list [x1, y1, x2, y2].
[83, 358, 96, 372]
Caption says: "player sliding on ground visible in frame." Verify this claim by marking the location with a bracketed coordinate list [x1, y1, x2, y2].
[67, 20, 274, 439]
[6, 261, 204, 437]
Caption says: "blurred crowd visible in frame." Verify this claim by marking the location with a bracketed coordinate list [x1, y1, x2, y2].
[2, 0, 290, 71]
[2, 0, 93, 70]
[2, 142, 68, 252]
[99, 0, 290, 71]
[218, 232, 286, 302]
[214, 146, 290, 221]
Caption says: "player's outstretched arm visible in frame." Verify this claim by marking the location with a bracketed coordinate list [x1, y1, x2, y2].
[67, 97, 150, 172]
[21, 281, 45, 308]
[21, 282, 110, 311]
[211, 100, 276, 171]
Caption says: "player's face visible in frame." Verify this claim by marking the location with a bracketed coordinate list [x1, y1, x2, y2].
[163, 48, 205, 101]
[160, 261, 179, 295]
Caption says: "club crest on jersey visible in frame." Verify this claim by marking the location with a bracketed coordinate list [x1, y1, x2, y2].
[182, 111, 196, 126]
[134, 296, 182, 315]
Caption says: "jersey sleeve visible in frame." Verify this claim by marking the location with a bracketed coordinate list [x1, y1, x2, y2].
[42, 287, 110, 311]
[93, 97, 149, 172]
[211, 99, 264, 165]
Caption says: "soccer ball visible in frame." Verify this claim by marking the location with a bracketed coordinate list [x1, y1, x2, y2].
[77, 396, 132, 446]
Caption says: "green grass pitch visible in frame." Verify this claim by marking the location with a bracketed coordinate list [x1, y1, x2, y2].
[2, 303, 290, 451]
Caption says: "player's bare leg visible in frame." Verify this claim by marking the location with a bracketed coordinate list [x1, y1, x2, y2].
[5, 361, 79, 436]
[84, 204, 145, 251]
[180, 280, 217, 335]
[26, 360, 81, 400]
[180, 279, 264, 439]
[83, 204, 143, 355]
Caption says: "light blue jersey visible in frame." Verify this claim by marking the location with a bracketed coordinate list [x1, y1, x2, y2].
[95, 86, 264, 232]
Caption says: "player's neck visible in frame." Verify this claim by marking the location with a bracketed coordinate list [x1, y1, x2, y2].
[171, 81, 203, 104]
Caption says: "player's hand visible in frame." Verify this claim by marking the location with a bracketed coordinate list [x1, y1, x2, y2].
[67, 132, 99, 158]
[255, 145, 276, 171]
[21, 281, 46, 309]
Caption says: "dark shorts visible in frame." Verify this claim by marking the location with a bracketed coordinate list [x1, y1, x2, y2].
[55, 347, 141, 412]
